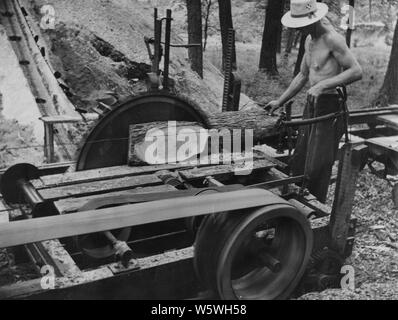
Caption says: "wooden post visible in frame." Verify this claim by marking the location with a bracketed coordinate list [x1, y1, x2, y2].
[329, 143, 367, 255]
[44, 122, 55, 163]
[40, 114, 98, 163]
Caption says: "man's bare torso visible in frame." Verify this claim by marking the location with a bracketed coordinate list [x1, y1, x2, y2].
[305, 18, 342, 93]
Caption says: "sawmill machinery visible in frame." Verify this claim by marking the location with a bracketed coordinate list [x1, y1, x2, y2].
[0, 82, 366, 299]
[1, 7, 398, 300]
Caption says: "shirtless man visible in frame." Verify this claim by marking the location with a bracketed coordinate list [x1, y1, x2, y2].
[266, 0, 362, 202]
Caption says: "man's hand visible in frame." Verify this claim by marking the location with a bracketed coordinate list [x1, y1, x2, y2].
[307, 83, 325, 105]
[264, 100, 282, 115]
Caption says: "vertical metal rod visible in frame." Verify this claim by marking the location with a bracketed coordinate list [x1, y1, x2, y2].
[285, 102, 293, 157]
[154, 8, 158, 32]
[163, 9, 172, 90]
[153, 20, 161, 75]
[152, 9, 162, 75]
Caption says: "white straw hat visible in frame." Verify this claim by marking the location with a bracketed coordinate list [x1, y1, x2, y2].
[282, 0, 329, 28]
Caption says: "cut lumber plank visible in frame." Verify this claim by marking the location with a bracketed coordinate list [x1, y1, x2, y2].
[179, 159, 275, 181]
[0, 199, 7, 212]
[54, 185, 176, 214]
[31, 163, 212, 189]
[0, 162, 74, 184]
[38, 174, 162, 201]
[367, 135, 398, 151]
[377, 114, 398, 130]
[0, 199, 9, 224]
[32, 153, 275, 189]
[366, 136, 398, 173]
[40, 114, 98, 124]
[0, 211, 9, 224]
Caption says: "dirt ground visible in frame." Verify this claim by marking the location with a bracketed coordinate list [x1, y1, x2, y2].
[300, 168, 398, 300]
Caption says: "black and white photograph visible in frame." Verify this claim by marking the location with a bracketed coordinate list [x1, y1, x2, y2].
[0, 0, 397, 304]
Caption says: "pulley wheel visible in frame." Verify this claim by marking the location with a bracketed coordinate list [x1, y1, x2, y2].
[0, 163, 40, 203]
[194, 204, 313, 300]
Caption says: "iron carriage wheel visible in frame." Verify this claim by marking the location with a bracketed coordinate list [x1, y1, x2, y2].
[194, 203, 313, 300]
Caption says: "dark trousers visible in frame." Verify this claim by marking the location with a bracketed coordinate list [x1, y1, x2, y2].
[290, 94, 345, 203]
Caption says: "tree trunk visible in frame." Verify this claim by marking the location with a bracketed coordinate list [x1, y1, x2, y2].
[186, 0, 203, 78]
[259, 0, 285, 75]
[283, 28, 296, 64]
[218, 0, 236, 71]
[376, 19, 398, 106]
[369, 0, 372, 21]
[203, 0, 212, 52]
[294, 34, 306, 76]
[345, 0, 355, 47]
[207, 110, 278, 141]
[285, 29, 295, 55]
[321, 0, 342, 29]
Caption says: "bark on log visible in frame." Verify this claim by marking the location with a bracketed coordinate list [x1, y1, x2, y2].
[206, 110, 279, 143]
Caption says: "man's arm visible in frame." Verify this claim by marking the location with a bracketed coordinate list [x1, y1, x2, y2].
[308, 32, 362, 99]
[278, 54, 310, 105]
[266, 37, 310, 112]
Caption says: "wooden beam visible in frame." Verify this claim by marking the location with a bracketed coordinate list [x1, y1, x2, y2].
[0, 248, 196, 300]
[44, 122, 55, 163]
[0, 189, 283, 248]
[377, 114, 398, 130]
[40, 114, 98, 124]
[0, 211, 9, 224]
[38, 174, 162, 201]
[40, 240, 82, 278]
[32, 163, 216, 189]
